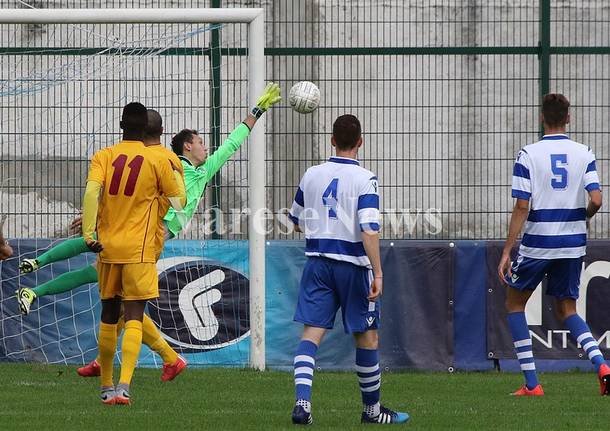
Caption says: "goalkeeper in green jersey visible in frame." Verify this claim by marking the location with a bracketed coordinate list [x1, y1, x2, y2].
[15, 84, 280, 372]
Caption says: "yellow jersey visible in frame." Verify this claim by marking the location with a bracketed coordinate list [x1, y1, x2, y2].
[147, 143, 185, 257]
[87, 140, 182, 263]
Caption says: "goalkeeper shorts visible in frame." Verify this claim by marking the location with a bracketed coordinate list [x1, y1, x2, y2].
[97, 262, 159, 301]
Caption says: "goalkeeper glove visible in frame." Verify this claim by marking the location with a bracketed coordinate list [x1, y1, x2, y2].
[251, 82, 281, 119]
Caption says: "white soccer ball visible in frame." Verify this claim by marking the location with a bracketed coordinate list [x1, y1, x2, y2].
[289, 81, 320, 114]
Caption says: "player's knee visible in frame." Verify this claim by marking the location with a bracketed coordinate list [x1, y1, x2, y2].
[101, 299, 121, 324]
[555, 307, 576, 323]
[123, 300, 147, 322]
[355, 330, 378, 349]
[504, 298, 523, 313]
[101, 309, 120, 324]
[554, 299, 577, 322]
[505, 289, 529, 313]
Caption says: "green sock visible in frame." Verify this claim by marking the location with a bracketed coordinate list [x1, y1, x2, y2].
[32, 265, 98, 297]
[36, 237, 90, 268]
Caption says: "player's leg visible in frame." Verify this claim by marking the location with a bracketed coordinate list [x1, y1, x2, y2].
[115, 299, 146, 405]
[339, 262, 408, 424]
[96, 262, 124, 404]
[504, 256, 546, 395]
[141, 314, 187, 381]
[114, 262, 159, 404]
[78, 314, 186, 381]
[548, 258, 610, 395]
[19, 236, 90, 273]
[98, 296, 122, 405]
[291, 257, 337, 425]
[352, 330, 406, 424]
[17, 264, 98, 315]
[78, 316, 125, 378]
[292, 325, 326, 425]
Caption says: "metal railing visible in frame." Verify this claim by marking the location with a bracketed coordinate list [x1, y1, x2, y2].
[0, 1, 608, 240]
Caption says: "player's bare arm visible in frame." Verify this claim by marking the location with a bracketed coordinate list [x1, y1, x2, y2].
[361, 230, 383, 301]
[70, 215, 83, 234]
[586, 189, 602, 219]
[0, 214, 13, 261]
[498, 198, 529, 283]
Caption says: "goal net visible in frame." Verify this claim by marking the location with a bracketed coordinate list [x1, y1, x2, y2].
[0, 9, 266, 369]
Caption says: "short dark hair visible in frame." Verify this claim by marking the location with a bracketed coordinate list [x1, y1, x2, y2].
[333, 114, 362, 151]
[542, 93, 570, 127]
[144, 109, 163, 138]
[120, 102, 147, 133]
[171, 129, 199, 156]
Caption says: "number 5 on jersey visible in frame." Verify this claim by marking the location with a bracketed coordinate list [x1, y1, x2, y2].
[550, 154, 568, 189]
[322, 178, 339, 219]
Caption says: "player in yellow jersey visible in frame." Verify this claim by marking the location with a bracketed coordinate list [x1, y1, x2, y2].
[144, 109, 185, 258]
[82, 102, 186, 405]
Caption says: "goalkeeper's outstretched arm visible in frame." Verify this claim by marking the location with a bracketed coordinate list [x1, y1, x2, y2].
[164, 82, 281, 237]
[204, 82, 281, 180]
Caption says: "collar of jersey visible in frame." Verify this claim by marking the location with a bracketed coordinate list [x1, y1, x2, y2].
[120, 140, 145, 145]
[329, 156, 359, 165]
[179, 155, 193, 166]
[541, 134, 569, 140]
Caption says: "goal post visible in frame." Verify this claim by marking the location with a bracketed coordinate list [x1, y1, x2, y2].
[0, 8, 267, 370]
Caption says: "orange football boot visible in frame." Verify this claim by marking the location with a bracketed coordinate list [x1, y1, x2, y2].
[161, 356, 188, 382]
[77, 359, 101, 377]
[598, 363, 610, 395]
[511, 384, 544, 396]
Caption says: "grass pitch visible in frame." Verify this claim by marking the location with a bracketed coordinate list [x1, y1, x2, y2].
[0, 363, 608, 430]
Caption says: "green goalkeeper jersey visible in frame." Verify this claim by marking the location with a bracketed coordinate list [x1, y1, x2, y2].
[164, 122, 251, 236]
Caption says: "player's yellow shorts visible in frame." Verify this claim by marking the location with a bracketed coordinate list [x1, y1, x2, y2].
[97, 262, 159, 300]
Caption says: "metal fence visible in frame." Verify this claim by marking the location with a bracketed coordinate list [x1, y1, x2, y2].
[0, 0, 608, 240]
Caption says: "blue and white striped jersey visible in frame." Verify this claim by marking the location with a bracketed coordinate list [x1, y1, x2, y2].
[512, 134, 600, 259]
[289, 156, 380, 267]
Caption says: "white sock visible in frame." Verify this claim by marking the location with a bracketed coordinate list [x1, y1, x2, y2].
[296, 399, 311, 413]
[364, 402, 381, 417]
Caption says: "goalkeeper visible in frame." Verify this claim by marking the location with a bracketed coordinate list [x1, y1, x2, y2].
[15, 83, 281, 368]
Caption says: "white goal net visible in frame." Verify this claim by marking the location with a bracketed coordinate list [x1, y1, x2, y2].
[0, 9, 267, 369]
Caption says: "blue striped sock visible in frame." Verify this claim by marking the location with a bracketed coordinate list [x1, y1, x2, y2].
[294, 340, 318, 402]
[356, 348, 381, 413]
[507, 311, 539, 390]
[564, 314, 606, 372]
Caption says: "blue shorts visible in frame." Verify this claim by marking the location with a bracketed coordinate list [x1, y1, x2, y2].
[505, 254, 583, 299]
[294, 256, 380, 334]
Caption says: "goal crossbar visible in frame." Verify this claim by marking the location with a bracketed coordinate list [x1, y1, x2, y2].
[0, 8, 262, 24]
[0, 8, 267, 370]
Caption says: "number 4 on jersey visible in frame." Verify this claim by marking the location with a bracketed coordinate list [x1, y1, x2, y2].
[322, 178, 339, 219]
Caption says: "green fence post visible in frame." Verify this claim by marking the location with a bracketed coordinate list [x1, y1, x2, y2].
[210, 0, 222, 238]
[539, 0, 551, 137]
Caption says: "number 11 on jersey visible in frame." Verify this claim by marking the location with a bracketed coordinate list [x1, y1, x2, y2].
[109, 154, 144, 196]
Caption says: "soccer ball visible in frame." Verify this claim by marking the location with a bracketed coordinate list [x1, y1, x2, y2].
[289, 81, 320, 114]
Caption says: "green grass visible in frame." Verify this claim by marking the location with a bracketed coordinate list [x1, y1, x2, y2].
[0, 363, 609, 430]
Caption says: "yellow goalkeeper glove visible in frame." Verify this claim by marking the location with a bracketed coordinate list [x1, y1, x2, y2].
[252, 82, 281, 118]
